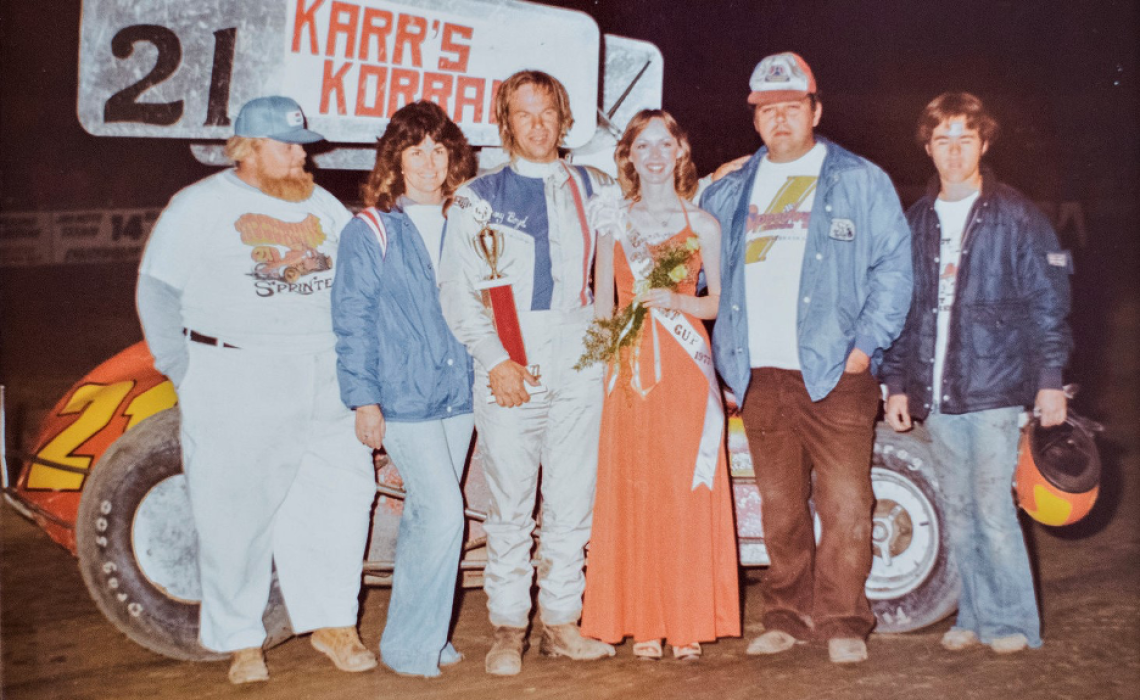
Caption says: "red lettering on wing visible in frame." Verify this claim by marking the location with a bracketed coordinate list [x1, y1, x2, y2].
[292, 0, 325, 54]
[326, 1, 361, 58]
[356, 65, 388, 117]
[387, 68, 419, 116]
[421, 72, 453, 111]
[359, 7, 393, 62]
[454, 76, 485, 123]
[393, 14, 427, 67]
[320, 60, 353, 114]
[438, 23, 472, 72]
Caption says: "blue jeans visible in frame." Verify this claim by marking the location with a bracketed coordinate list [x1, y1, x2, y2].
[378, 413, 475, 676]
[925, 407, 1042, 647]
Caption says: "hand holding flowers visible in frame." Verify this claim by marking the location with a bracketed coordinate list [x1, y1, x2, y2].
[575, 236, 699, 370]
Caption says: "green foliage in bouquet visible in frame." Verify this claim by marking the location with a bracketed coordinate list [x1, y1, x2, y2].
[574, 236, 699, 370]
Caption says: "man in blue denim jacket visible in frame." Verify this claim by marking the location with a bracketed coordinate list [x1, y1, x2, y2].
[701, 52, 911, 664]
[882, 93, 1072, 654]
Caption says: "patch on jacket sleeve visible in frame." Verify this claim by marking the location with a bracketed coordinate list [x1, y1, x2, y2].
[828, 218, 856, 241]
[453, 195, 470, 209]
[1047, 251, 1074, 273]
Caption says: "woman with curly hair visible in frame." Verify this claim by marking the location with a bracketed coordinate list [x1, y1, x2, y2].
[332, 100, 477, 677]
[580, 110, 740, 661]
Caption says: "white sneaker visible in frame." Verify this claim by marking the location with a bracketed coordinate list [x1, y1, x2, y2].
[940, 629, 980, 651]
[746, 630, 798, 655]
[990, 634, 1030, 654]
[828, 638, 868, 664]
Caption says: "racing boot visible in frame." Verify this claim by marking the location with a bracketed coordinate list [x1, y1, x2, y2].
[228, 647, 269, 684]
[485, 625, 528, 676]
[539, 621, 616, 661]
[311, 626, 378, 672]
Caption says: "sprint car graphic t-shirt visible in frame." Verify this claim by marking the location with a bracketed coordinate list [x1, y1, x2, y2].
[931, 190, 978, 407]
[744, 142, 827, 370]
[139, 170, 351, 352]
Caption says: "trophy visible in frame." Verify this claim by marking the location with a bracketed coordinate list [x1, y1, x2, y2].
[472, 213, 544, 400]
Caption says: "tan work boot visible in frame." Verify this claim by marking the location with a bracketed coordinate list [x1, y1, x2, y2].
[485, 626, 528, 676]
[228, 647, 269, 684]
[539, 622, 616, 661]
[311, 626, 378, 672]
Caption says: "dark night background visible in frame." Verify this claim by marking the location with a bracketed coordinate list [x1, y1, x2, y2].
[0, 0, 1137, 431]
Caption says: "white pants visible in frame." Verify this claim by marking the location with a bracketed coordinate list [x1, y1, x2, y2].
[178, 342, 375, 652]
[474, 307, 605, 628]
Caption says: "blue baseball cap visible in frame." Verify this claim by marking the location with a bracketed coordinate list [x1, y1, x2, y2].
[233, 96, 324, 144]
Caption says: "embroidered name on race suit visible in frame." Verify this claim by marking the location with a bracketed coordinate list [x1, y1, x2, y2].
[491, 210, 530, 230]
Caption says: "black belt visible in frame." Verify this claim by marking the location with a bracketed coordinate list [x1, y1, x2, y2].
[183, 328, 239, 349]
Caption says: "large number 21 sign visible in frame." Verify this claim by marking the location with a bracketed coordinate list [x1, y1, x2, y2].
[77, 0, 601, 148]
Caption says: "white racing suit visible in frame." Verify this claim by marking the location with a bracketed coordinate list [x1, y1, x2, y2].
[439, 158, 615, 628]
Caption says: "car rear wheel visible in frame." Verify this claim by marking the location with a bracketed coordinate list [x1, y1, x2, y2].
[75, 408, 292, 661]
[868, 424, 960, 633]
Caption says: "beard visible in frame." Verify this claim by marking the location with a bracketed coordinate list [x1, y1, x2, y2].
[258, 170, 316, 202]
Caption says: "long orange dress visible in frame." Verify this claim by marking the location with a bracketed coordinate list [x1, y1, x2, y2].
[580, 219, 741, 646]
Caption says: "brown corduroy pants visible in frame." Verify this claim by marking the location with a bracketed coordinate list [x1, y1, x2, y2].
[740, 367, 879, 641]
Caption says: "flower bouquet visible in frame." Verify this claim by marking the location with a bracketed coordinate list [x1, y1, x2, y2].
[575, 235, 700, 371]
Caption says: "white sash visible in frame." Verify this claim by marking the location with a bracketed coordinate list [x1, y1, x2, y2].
[616, 227, 724, 491]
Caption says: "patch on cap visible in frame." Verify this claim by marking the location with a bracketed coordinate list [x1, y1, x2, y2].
[286, 110, 304, 127]
[747, 52, 817, 106]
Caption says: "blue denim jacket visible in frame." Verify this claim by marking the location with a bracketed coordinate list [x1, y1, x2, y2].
[701, 137, 913, 402]
[332, 205, 474, 421]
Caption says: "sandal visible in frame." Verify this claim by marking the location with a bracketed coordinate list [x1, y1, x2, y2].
[633, 639, 663, 661]
[672, 642, 701, 662]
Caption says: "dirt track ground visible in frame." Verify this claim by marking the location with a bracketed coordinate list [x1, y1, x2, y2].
[3, 226, 1138, 699]
[2, 406, 1138, 700]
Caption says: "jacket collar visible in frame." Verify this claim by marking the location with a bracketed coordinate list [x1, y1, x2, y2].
[736, 135, 861, 186]
[923, 165, 999, 203]
[510, 157, 569, 182]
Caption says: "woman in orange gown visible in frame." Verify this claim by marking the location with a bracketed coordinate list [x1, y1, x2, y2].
[580, 110, 740, 660]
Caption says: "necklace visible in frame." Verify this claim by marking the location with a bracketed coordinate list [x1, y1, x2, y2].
[630, 198, 683, 243]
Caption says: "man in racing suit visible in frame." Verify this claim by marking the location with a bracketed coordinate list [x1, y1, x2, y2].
[136, 96, 377, 684]
[439, 70, 617, 676]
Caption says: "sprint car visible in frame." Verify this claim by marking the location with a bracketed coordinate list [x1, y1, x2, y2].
[2, 342, 957, 660]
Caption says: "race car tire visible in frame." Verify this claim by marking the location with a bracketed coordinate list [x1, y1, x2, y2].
[868, 424, 960, 633]
[75, 408, 293, 661]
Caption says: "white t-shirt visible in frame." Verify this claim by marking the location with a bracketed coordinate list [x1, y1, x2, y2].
[139, 170, 351, 352]
[744, 141, 827, 370]
[931, 190, 979, 406]
[405, 202, 446, 282]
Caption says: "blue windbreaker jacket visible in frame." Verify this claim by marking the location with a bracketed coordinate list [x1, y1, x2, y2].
[332, 204, 474, 421]
[701, 137, 913, 402]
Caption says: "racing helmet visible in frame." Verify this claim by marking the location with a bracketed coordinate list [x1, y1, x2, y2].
[1014, 412, 1102, 526]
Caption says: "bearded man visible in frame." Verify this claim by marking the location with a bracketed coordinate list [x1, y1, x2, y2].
[137, 96, 377, 684]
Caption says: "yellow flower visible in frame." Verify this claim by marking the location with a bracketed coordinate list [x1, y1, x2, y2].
[684, 236, 700, 251]
[668, 264, 687, 283]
